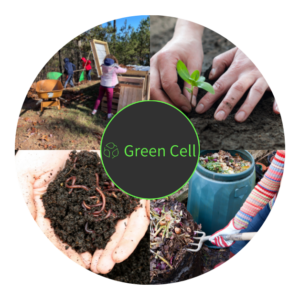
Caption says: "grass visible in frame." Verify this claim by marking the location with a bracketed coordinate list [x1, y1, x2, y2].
[16, 81, 107, 150]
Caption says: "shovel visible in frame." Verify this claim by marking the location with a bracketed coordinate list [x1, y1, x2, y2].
[187, 230, 256, 252]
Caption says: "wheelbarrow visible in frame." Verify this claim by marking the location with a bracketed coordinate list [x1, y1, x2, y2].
[35, 79, 64, 112]
[187, 231, 256, 252]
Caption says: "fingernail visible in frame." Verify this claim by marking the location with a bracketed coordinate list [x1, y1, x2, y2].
[235, 111, 246, 122]
[209, 68, 216, 79]
[215, 110, 225, 121]
[196, 103, 204, 113]
[192, 95, 197, 107]
[181, 106, 190, 112]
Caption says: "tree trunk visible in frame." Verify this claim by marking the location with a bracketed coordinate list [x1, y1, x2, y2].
[113, 20, 116, 52]
[58, 50, 63, 84]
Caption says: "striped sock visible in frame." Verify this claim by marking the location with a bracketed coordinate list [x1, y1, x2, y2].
[234, 151, 285, 230]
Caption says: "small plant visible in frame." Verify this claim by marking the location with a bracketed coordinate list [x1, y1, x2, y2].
[176, 60, 215, 105]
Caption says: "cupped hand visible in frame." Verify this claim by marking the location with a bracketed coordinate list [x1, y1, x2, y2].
[16, 150, 91, 269]
[150, 22, 204, 112]
[91, 199, 150, 274]
[196, 47, 278, 122]
[16, 150, 150, 274]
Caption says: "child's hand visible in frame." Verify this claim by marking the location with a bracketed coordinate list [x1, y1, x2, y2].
[196, 47, 276, 122]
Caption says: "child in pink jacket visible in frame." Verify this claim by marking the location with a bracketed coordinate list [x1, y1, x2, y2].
[92, 55, 127, 119]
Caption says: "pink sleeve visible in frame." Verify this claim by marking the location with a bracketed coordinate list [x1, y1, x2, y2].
[115, 67, 127, 74]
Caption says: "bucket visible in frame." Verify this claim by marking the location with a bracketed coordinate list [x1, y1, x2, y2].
[187, 150, 256, 248]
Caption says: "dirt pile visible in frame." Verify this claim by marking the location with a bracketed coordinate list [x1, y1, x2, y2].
[42, 151, 140, 253]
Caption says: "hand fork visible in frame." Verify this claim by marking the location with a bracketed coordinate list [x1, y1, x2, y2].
[187, 230, 256, 252]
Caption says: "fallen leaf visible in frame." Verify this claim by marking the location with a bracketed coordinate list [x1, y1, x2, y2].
[44, 145, 48, 149]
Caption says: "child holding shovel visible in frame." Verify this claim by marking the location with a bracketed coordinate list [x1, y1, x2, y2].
[91, 54, 127, 119]
[210, 150, 285, 261]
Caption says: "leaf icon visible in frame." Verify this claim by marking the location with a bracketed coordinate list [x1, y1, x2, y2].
[106, 142, 116, 149]
[104, 148, 111, 158]
[112, 148, 119, 159]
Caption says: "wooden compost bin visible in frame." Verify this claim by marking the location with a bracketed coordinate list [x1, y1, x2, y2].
[101, 70, 150, 114]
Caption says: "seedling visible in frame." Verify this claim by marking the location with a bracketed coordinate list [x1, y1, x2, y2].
[176, 60, 215, 105]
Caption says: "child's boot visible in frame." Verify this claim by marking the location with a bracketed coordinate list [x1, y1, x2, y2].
[214, 252, 236, 270]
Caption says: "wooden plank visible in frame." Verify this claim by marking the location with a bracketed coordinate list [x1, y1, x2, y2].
[146, 74, 150, 100]
[118, 77, 145, 84]
[118, 83, 143, 89]
[124, 70, 148, 77]
[102, 97, 119, 104]
[117, 86, 143, 111]
[90, 39, 110, 77]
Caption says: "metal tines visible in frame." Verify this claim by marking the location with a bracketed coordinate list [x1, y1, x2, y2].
[187, 231, 255, 252]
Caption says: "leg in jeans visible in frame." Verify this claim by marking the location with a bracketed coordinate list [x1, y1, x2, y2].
[87, 70, 91, 81]
[93, 86, 106, 110]
[68, 74, 74, 87]
[106, 88, 114, 114]
[64, 75, 70, 88]
[230, 204, 271, 255]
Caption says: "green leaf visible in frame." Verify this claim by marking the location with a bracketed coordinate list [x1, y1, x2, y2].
[190, 70, 200, 81]
[197, 76, 205, 82]
[188, 78, 197, 87]
[197, 82, 215, 94]
[185, 87, 192, 93]
[176, 60, 191, 84]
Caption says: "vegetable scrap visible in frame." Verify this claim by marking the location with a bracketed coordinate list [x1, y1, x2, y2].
[200, 150, 251, 174]
[150, 199, 201, 282]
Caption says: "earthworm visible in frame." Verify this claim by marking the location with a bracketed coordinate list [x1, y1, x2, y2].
[82, 201, 91, 210]
[81, 202, 87, 211]
[104, 188, 122, 192]
[85, 222, 95, 234]
[103, 182, 110, 185]
[89, 196, 100, 204]
[65, 176, 76, 194]
[111, 192, 118, 199]
[110, 182, 115, 188]
[95, 173, 99, 187]
[73, 157, 78, 169]
[65, 177, 90, 191]
[95, 187, 106, 212]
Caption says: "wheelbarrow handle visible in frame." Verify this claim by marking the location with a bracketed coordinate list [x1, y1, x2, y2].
[222, 232, 256, 241]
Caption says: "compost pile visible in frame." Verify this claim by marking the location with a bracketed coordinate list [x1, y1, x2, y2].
[42, 151, 140, 253]
[150, 199, 202, 284]
[200, 150, 251, 174]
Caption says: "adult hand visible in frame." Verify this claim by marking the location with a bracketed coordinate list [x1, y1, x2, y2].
[196, 47, 277, 122]
[209, 220, 240, 247]
[16, 150, 91, 269]
[91, 199, 150, 274]
[16, 150, 150, 274]
[150, 19, 204, 112]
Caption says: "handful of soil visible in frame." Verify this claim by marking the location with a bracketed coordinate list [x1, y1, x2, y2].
[150, 199, 202, 283]
[42, 151, 140, 253]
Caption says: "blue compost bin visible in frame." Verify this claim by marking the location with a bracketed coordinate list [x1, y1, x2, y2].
[187, 150, 256, 248]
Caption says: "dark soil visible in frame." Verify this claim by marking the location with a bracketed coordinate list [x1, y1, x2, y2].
[42, 151, 139, 253]
[150, 16, 285, 149]
[101, 229, 150, 284]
